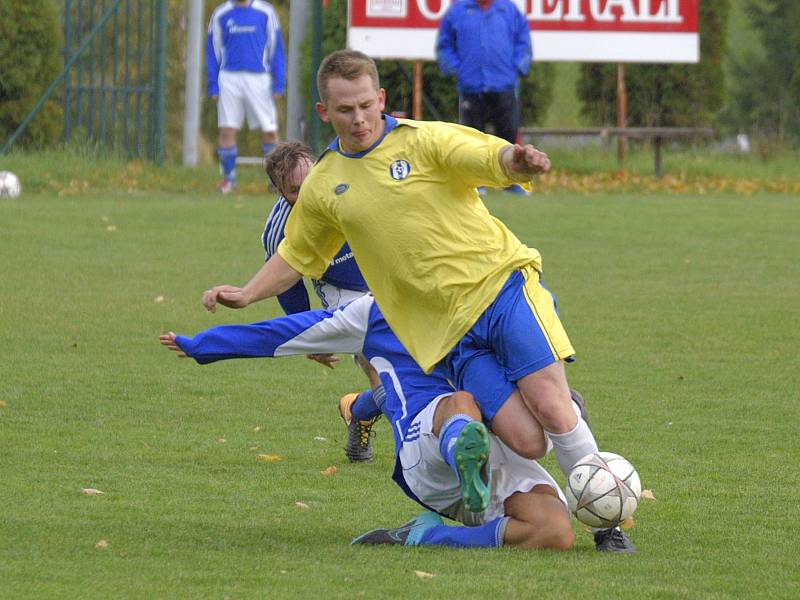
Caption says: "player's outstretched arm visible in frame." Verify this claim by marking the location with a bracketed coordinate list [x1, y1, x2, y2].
[499, 144, 551, 179]
[203, 253, 303, 312]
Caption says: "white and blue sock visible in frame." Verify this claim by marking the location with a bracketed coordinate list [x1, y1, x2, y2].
[418, 516, 508, 548]
[547, 417, 598, 478]
[438, 413, 473, 475]
[217, 146, 237, 182]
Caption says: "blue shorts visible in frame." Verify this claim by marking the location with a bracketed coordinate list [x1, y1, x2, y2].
[444, 266, 575, 422]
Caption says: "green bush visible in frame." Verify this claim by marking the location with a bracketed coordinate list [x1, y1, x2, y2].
[576, 1, 730, 128]
[725, 0, 800, 148]
[0, 1, 63, 148]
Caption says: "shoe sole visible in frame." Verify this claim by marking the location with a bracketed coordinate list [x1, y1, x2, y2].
[454, 421, 491, 513]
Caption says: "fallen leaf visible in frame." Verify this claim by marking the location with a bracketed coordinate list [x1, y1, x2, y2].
[320, 466, 337, 475]
[153, 295, 165, 303]
[314, 436, 327, 442]
[107, 225, 117, 232]
[217, 438, 227, 444]
[294, 502, 309, 509]
[248, 446, 259, 452]
[100, 216, 109, 223]
[641, 489, 656, 500]
[415, 570, 435, 579]
[95, 539, 109, 549]
[257, 454, 282, 462]
[620, 517, 634, 530]
[252, 426, 262, 432]
[82, 488, 105, 495]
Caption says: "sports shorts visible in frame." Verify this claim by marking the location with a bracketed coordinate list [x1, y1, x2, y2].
[217, 71, 277, 131]
[312, 281, 367, 310]
[444, 264, 575, 422]
[399, 395, 567, 526]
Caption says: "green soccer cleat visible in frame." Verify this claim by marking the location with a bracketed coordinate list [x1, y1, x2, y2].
[351, 511, 444, 546]
[454, 421, 491, 513]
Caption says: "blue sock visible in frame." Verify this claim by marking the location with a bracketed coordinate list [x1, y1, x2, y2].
[351, 388, 382, 421]
[438, 414, 472, 475]
[262, 142, 276, 156]
[418, 516, 508, 548]
[217, 146, 237, 181]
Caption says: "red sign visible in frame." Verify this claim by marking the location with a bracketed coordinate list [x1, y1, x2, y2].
[348, 0, 700, 62]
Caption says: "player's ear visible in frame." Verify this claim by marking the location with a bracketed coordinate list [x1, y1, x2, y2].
[315, 101, 330, 123]
[378, 88, 386, 112]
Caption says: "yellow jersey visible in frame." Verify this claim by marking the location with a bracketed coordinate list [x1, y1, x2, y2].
[278, 116, 541, 372]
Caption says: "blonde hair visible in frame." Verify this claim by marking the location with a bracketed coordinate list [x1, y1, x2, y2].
[316, 50, 380, 103]
[263, 141, 315, 192]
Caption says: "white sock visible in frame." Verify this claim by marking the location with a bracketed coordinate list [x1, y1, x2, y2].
[547, 418, 598, 478]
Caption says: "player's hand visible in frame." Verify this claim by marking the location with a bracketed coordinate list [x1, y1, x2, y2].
[307, 353, 339, 369]
[202, 285, 249, 312]
[506, 144, 551, 175]
[159, 332, 186, 357]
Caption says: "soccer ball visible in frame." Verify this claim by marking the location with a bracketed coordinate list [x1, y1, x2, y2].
[565, 452, 641, 528]
[0, 171, 21, 198]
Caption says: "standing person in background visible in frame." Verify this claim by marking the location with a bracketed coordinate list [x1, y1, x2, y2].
[207, 0, 286, 194]
[437, 0, 532, 195]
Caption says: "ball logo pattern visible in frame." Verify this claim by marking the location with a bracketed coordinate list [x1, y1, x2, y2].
[0, 171, 21, 198]
[565, 452, 641, 528]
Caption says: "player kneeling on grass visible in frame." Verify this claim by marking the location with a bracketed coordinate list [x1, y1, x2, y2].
[160, 294, 573, 550]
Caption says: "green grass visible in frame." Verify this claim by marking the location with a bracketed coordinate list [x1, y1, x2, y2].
[1, 164, 800, 598]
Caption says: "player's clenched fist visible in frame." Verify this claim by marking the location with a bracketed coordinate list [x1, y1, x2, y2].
[202, 285, 248, 312]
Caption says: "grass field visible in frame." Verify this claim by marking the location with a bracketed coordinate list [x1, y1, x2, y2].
[1, 171, 799, 598]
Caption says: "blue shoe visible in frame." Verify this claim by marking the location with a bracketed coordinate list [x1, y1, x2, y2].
[454, 421, 491, 513]
[351, 511, 443, 546]
[503, 184, 530, 196]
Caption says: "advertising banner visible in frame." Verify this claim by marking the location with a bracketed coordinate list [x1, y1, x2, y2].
[348, 0, 699, 62]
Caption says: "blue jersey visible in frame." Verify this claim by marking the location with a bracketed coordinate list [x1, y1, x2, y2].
[261, 196, 369, 315]
[206, 0, 286, 97]
[174, 295, 454, 458]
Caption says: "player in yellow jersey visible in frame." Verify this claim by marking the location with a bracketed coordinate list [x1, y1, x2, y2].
[202, 50, 634, 553]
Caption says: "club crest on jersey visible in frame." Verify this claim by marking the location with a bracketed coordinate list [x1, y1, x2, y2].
[334, 183, 349, 195]
[389, 160, 411, 181]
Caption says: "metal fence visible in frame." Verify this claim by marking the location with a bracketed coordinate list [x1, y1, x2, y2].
[62, 0, 167, 162]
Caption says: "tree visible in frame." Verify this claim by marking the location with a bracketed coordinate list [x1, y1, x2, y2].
[576, 1, 730, 128]
[726, 0, 800, 146]
[0, 3, 63, 148]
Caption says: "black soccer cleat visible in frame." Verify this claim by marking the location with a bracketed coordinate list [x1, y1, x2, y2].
[339, 393, 381, 462]
[351, 512, 443, 546]
[594, 527, 636, 553]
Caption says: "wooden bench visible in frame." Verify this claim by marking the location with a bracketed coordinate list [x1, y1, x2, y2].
[520, 127, 715, 177]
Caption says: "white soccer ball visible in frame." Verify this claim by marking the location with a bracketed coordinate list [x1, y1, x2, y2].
[0, 171, 21, 198]
[565, 451, 641, 528]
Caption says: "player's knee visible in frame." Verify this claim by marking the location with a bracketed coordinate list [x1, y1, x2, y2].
[501, 431, 548, 460]
[448, 391, 481, 419]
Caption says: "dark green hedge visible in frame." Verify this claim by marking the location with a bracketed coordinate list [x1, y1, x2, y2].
[0, 2, 63, 148]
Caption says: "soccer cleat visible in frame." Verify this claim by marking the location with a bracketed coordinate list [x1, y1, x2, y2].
[570, 388, 592, 432]
[217, 179, 236, 194]
[339, 393, 380, 462]
[454, 421, 491, 513]
[594, 527, 636, 553]
[351, 511, 443, 546]
[503, 184, 530, 196]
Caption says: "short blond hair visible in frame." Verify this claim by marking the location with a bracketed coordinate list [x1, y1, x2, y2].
[316, 50, 380, 103]
[263, 141, 315, 192]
